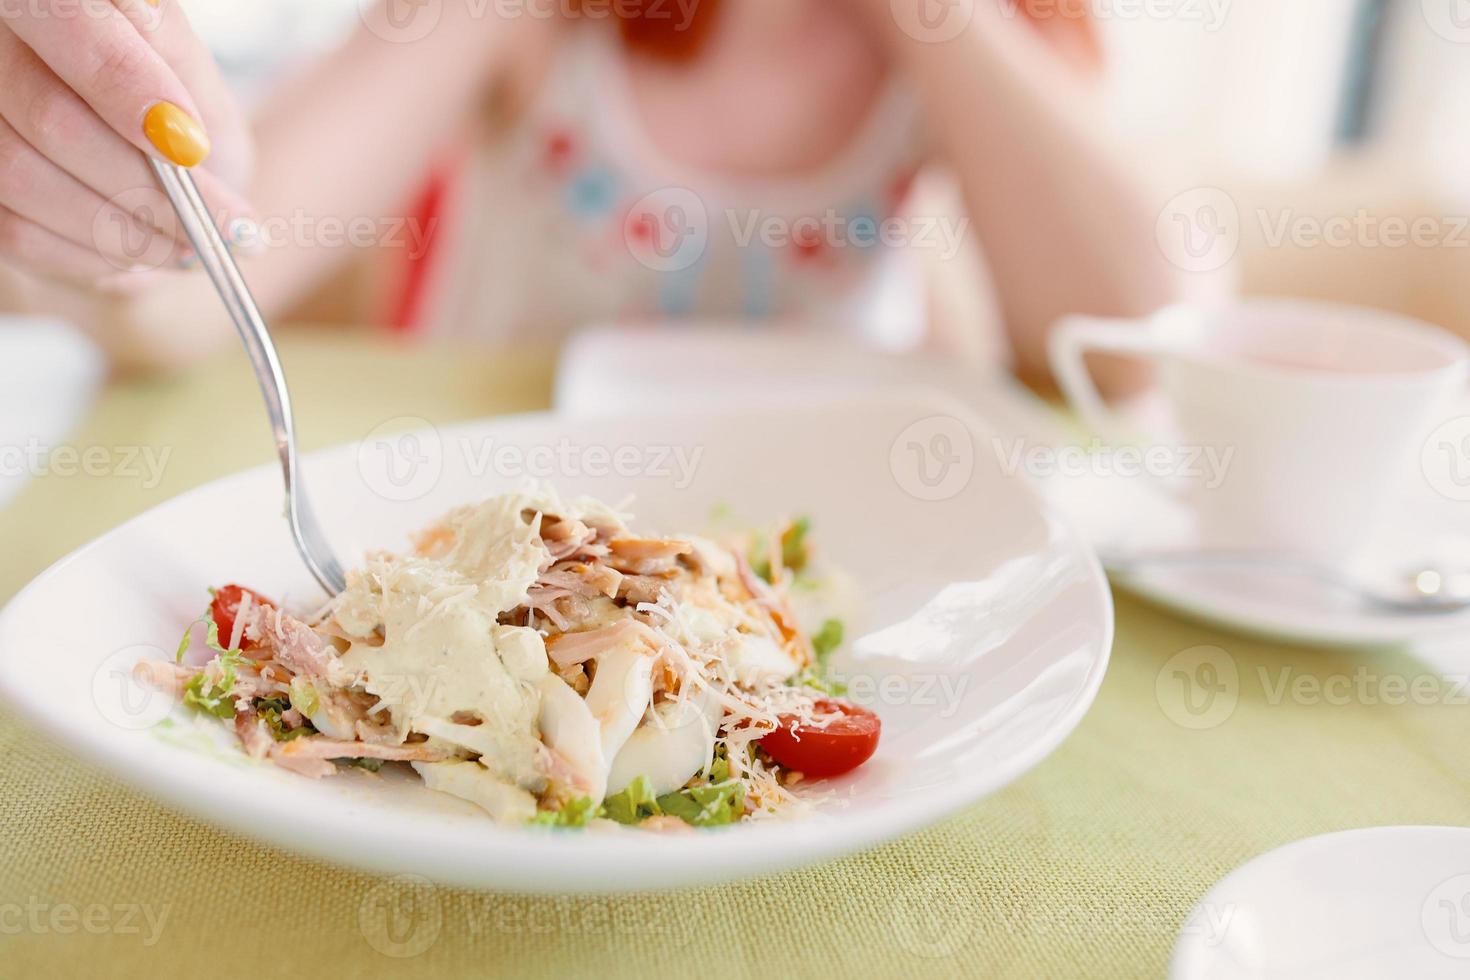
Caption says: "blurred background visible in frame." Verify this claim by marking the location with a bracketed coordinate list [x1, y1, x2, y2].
[172, 0, 1470, 339]
[1, 0, 1468, 493]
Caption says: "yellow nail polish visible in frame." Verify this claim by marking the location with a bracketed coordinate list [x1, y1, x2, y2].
[143, 102, 209, 167]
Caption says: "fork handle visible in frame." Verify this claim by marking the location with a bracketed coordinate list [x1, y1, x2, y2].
[148, 158, 344, 594]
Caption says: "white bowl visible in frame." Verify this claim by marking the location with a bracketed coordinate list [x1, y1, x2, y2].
[0, 392, 1112, 892]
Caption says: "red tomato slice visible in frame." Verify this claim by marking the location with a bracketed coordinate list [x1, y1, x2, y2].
[759, 698, 880, 779]
[210, 584, 274, 651]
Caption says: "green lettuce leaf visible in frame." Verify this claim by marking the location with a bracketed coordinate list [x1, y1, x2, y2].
[288, 677, 320, 719]
[175, 603, 239, 664]
[795, 618, 847, 695]
[336, 757, 384, 772]
[529, 796, 596, 828]
[781, 516, 811, 574]
[656, 781, 745, 827]
[810, 618, 843, 664]
[181, 648, 247, 720]
[252, 696, 314, 742]
[599, 776, 662, 825]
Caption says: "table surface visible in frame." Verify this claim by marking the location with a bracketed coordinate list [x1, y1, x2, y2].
[2, 327, 1467, 979]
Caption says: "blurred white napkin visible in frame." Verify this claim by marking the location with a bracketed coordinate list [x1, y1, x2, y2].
[555, 325, 1066, 446]
[0, 317, 106, 508]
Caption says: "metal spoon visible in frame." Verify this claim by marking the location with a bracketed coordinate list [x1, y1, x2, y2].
[148, 158, 347, 595]
[1101, 548, 1470, 615]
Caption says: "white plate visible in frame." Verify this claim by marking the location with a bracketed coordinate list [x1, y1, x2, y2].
[1041, 460, 1470, 649]
[0, 393, 1112, 892]
[1171, 826, 1470, 979]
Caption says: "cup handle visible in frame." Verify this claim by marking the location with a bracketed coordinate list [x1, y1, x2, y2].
[1048, 315, 1172, 446]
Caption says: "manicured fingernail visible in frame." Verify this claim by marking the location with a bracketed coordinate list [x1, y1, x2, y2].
[143, 102, 210, 167]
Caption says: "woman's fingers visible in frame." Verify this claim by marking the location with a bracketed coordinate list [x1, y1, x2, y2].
[116, 0, 253, 189]
[0, 28, 181, 240]
[0, 204, 138, 285]
[1, 0, 210, 167]
[0, 115, 182, 273]
[0, 26, 254, 253]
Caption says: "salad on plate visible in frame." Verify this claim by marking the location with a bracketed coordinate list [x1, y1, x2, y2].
[138, 488, 879, 830]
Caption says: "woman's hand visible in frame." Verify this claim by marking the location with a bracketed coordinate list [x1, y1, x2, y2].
[860, 0, 1189, 394]
[0, 0, 253, 286]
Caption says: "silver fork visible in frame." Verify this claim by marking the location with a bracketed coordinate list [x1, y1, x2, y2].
[148, 158, 347, 595]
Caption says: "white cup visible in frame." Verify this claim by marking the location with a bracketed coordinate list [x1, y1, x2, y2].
[1048, 300, 1470, 562]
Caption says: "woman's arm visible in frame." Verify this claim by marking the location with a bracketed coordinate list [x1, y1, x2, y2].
[872, 0, 1197, 388]
[27, 2, 548, 371]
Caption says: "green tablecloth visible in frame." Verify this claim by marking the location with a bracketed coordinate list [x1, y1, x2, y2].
[2, 328, 1467, 978]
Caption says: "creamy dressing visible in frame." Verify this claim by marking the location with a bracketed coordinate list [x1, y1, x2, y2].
[308, 489, 821, 823]
[333, 493, 567, 800]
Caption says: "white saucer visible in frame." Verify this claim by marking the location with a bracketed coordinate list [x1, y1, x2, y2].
[1040, 458, 1470, 649]
[1171, 826, 1470, 979]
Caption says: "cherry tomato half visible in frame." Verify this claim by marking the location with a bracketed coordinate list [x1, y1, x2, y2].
[210, 584, 274, 651]
[759, 698, 880, 779]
